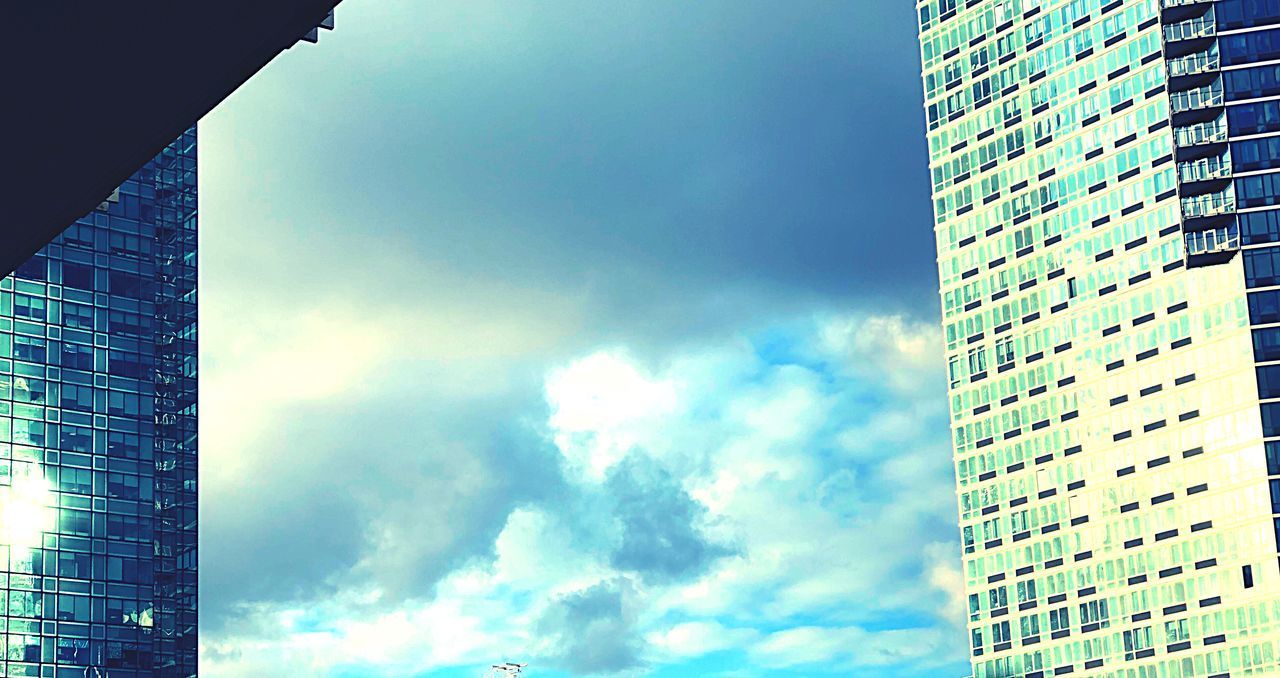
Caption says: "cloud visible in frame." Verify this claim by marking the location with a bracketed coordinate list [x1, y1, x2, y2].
[645, 621, 759, 660]
[605, 454, 734, 584]
[200, 384, 566, 630]
[817, 313, 945, 398]
[750, 625, 954, 671]
[546, 351, 678, 481]
[925, 541, 969, 628]
[203, 0, 939, 343]
[193, 2, 958, 674]
[199, 312, 968, 677]
[536, 578, 645, 675]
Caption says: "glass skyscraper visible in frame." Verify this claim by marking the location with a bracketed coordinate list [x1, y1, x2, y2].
[920, 0, 1280, 676]
[0, 130, 197, 676]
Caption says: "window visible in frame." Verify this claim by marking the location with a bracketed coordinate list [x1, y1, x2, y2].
[8, 591, 42, 619]
[107, 472, 143, 500]
[108, 350, 143, 379]
[59, 467, 92, 495]
[106, 515, 152, 542]
[62, 342, 94, 370]
[1234, 136, 1280, 172]
[63, 302, 94, 329]
[1020, 614, 1041, 640]
[108, 270, 145, 299]
[62, 262, 93, 290]
[1230, 99, 1280, 136]
[1259, 365, 1280, 399]
[57, 638, 91, 664]
[995, 337, 1015, 366]
[14, 256, 46, 281]
[981, 517, 1001, 541]
[1049, 607, 1070, 632]
[1245, 247, 1280, 288]
[1244, 210, 1280, 247]
[1010, 509, 1029, 534]
[1124, 626, 1152, 660]
[108, 431, 143, 459]
[60, 509, 91, 536]
[967, 347, 987, 374]
[1079, 599, 1110, 626]
[60, 425, 92, 453]
[1218, 0, 1280, 30]
[1262, 402, 1280, 437]
[1254, 327, 1280, 362]
[1226, 63, 1280, 101]
[1238, 174, 1280, 209]
[14, 295, 46, 321]
[988, 586, 1008, 610]
[991, 620, 1012, 644]
[56, 594, 90, 622]
[13, 336, 46, 362]
[108, 391, 142, 417]
[13, 376, 46, 404]
[57, 551, 91, 578]
[1223, 27, 1280, 65]
[14, 419, 44, 446]
[1017, 579, 1038, 603]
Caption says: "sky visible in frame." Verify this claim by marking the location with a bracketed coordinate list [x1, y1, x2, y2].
[197, 1, 968, 676]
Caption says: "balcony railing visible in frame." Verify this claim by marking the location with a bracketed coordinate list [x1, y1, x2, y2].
[1163, 0, 1214, 7]
[1165, 13, 1216, 42]
[1170, 83, 1224, 113]
[1168, 50, 1220, 78]
[1185, 224, 1240, 256]
[1178, 156, 1232, 182]
[1181, 191, 1236, 219]
[1174, 116, 1228, 146]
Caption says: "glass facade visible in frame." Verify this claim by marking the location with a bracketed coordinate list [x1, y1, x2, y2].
[0, 130, 197, 677]
[920, 0, 1280, 676]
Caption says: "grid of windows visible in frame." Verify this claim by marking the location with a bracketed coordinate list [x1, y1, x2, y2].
[0, 130, 197, 677]
[921, 1, 1280, 676]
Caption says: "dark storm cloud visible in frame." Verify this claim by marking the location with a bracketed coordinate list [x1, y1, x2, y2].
[205, 0, 937, 339]
[536, 578, 644, 675]
[606, 454, 733, 583]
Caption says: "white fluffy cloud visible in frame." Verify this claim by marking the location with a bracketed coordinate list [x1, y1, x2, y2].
[201, 312, 966, 677]
[546, 350, 678, 481]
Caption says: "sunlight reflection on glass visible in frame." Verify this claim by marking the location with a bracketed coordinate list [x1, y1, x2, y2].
[0, 463, 56, 552]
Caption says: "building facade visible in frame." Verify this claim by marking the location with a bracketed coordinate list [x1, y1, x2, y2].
[920, 0, 1280, 676]
[0, 130, 198, 677]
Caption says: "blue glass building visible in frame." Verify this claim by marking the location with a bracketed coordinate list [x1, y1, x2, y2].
[0, 129, 197, 677]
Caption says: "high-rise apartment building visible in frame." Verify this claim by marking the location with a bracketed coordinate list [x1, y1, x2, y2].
[0, 130, 198, 676]
[920, 0, 1280, 676]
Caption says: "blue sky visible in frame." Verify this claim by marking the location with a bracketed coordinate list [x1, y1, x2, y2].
[197, 1, 968, 676]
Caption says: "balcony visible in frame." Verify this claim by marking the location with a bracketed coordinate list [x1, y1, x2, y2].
[1168, 50, 1219, 79]
[1163, 0, 1214, 6]
[1178, 156, 1232, 183]
[1174, 117, 1228, 146]
[1181, 191, 1236, 219]
[1165, 14, 1216, 42]
[1185, 224, 1241, 264]
[1170, 83, 1224, 113]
